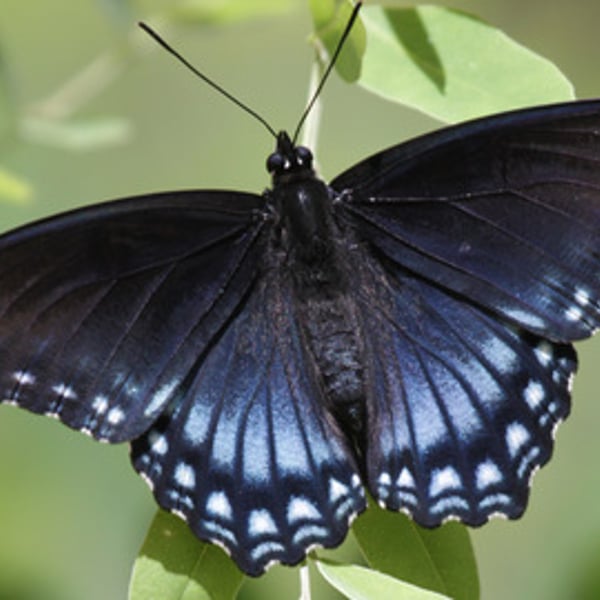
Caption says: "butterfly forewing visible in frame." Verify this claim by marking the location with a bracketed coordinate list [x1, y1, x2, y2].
[130, 266, 365, 576]
[334, 99, 600, 341]
[0, 191, 266, 442]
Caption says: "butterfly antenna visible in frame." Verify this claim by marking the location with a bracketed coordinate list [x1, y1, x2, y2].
[139, 22, 278, 139]
[292, 1, 362, 144]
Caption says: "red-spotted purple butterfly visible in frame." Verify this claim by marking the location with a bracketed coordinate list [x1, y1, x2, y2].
[1, 3, 598, 576]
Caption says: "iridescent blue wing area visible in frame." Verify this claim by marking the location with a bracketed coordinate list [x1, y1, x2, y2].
[352, 252, 576, 524]
[333, 99, 600, 341]
[0, 191, 265, 442]
[130, 268, 365, 576]
[332, 99, 600, 525]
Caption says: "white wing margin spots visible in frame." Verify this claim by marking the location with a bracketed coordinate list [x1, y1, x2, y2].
[0, 191, 267, 443]
[353, 249, 576, 527]
[130, 270, 365, 576]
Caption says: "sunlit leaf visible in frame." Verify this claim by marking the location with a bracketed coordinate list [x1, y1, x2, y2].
[129, 510, 244, 600]
[352, 501, 479, 600]
[315, 558, 452, 600]
[310, 0, 366, 82]
[357, 4, 574, 122]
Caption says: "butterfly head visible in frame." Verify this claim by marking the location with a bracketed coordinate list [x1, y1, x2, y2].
[267, 131, 314, 185]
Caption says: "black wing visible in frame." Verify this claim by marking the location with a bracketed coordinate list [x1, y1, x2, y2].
[331, 98, 600, 526]
[0, 190, 266, 442]
[333, 99, 600, 341]
[130, 266, 365, 576]
[351, 250, 576, 525]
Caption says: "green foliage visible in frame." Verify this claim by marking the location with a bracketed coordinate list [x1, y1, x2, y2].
[353, 500, 479, 600]
[309, 0, 367, 82]
[316, 4, 574, 123]
[315, 559, 452, 600]
[129, 511, 244, 600]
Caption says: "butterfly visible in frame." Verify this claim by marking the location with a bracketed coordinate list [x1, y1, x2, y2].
[1, 9, 600, 578]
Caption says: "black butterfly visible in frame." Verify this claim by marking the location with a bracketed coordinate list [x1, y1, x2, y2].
[1, 17, 600, 579]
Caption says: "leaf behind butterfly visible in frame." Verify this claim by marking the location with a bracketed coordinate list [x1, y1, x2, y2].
[129, 509, 244, 600]
[357, 5, 574, 123]
[352, 500, 479, 600]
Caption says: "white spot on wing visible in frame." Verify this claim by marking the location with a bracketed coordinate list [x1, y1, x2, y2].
[107, 406, 125, 425]
[378, 472, 391, 486]
[144, 380, 179, 417]
[524, 380, 545, 411]
[534, 341, 553, 367]
[397, 467, 415, 488]
[429, 466, 462, 497]
[565, 305, 583, 322]
[250, 540, 285, 562]
[475, 460, 503, 490]
[506, 422, 530, 457]
[248, 509, 278, 536]
[293, 524, 329, 545]
[287, 497, 320, 523]
[377, 472, 391, 499]
[92, 396, 109, 415]
[13, 370, 35, 386]
[329, 478, 349, 503]
[148, 431, 168, 455]
[174, 463, 196, 489]
[574, 288, 590, 306]
[206, 491, 232, 520]
[52, 383, 77, 400]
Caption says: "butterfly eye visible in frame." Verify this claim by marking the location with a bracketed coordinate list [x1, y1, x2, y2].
[296, 146, 313, 166]
[266, 152, 285, 174]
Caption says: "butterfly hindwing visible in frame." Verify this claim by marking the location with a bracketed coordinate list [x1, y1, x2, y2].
[351, 250, 577, 525]
[0, 191, 266, 442]
[130, 266, 366, 575]
[334, 99, 600, 341]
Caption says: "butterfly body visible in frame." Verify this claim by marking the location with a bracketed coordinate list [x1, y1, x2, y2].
[266, 131, 367, 437]
[1, 99, 600, 575]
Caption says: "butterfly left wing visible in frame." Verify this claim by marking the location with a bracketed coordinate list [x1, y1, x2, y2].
[0, 191, 266, 442]
[130, 266, 366, 576]
[333, 99, 600, 342]
[350, 250, 576, 525]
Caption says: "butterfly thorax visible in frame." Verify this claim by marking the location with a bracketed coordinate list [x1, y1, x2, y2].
[267, 132, 366, 440]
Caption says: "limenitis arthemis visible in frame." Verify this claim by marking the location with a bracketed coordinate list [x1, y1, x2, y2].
[1, 3, 598, 577]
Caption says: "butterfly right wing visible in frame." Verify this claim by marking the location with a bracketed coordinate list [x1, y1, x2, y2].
[0, 190, 266, 442]
[333, 99, 600, 342]
[351, 247, 576, 527]
[130, 265, 366, 576]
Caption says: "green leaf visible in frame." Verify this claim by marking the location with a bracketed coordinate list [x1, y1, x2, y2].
[358, 5, 574, 122]
[129, 510, 244, 600]
[310, 0, 366, 82]
[21, 116, 132, 150]
[352, 501, 479, 600]
[0, 167, 32, 204]
[171, 0, 294, 24]
[315, 559, 452, 600]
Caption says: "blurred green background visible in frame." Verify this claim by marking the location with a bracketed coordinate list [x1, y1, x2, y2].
[1, 1, 600, 599]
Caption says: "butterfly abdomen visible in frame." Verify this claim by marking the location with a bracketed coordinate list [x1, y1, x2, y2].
[299, 291, 365, 435]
